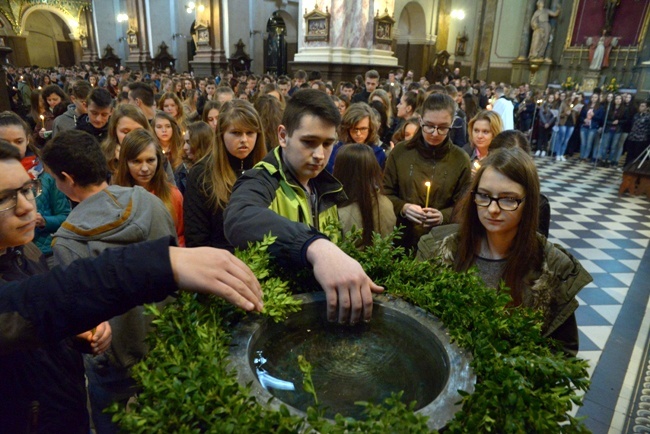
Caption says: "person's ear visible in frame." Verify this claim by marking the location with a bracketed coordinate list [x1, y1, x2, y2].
[278, 125, 287, 147]
[60, 171, 75, 186]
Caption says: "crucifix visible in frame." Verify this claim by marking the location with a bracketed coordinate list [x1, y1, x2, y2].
[604, 0, 621, 33]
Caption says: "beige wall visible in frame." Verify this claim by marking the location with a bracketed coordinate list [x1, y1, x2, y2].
[24, 10, 70, 67]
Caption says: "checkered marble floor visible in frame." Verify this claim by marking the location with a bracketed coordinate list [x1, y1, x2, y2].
[534, 156, 650, 433]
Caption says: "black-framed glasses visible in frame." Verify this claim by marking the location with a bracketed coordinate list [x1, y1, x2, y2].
[420, 122, 451, 136]
[0, 179, 42, 213]
[350, 127, 370, 135]
[473, 191, 525, 211]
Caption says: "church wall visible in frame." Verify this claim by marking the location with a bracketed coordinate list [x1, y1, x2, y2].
[445, 0, 476, 69]
[148, 1, 194, 72]
[24, 11, 69, 67]
[93, 0, 126, 63]
[488, 0, 525, 82]
[394, 0, 437, 77]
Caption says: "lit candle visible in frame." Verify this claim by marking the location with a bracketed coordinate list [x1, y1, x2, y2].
[38, 86, 42, 90]
[424, 181, 431, 209]
[473, 160, 481, 171]
[39, 115, 44, 129]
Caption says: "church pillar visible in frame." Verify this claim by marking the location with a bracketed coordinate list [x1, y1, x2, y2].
[125, 0, 153, 72]
[470, 0, 498, 81]
[189, 0, 228, 77]
[80, 5, 99, 64]
[290, 0, 399, 83]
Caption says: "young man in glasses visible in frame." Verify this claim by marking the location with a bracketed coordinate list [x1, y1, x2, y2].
[0, 138, 263, 432]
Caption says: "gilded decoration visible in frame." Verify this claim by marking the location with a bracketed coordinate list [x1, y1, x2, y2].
[0, 0, 91, 35]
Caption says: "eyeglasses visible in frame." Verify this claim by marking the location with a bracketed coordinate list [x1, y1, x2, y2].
[473, 191, 525, 211]
[350, 127, 369, 135]
[420, 122, 451, 136]
[0, 179, 42, 213]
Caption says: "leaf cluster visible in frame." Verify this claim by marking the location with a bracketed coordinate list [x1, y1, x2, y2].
[112, 230, 591, 433]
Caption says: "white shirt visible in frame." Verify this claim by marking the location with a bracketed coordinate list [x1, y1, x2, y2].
[492, 97, 514, 131]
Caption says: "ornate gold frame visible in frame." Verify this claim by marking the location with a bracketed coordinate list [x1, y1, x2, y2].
[564, 0, 650, 49]
[304, 5, 330, 42]
[373, 8, 395, 45]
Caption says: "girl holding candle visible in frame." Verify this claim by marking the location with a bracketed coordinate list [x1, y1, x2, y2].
[383, 93, 472, 252]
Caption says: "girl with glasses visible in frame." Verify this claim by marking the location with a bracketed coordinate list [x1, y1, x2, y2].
[417, 147, 591, 355]
[326, 102, 386, 173]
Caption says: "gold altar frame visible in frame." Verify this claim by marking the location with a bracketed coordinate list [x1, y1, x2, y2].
[304, 5, 330, 42]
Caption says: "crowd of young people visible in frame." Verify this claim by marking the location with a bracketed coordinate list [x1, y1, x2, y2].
[6, 60, 647, 431]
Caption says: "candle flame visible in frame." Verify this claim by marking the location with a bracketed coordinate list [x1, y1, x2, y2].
[39, 115, 44, 120]
[473, 161, 481, 170]
[425, 181, 431, 187]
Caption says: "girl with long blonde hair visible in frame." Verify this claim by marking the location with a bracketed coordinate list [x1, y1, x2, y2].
[184, 99, 266, 249]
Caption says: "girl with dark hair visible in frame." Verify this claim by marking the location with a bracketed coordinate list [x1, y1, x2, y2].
[333, 144, 396, 247]
[183, 121, 214, 165]
[153, 111, 184, 173]
[578, 96, 605, 161]
[157, 91, 187, 130]
[183, 88, 200, 122]
[102, 104, 152, 178]
[184, 99, 267, 249]
[114, 128, 184, 246]
[254, 94, 284, 151]
[489, 130, 551, 238]
[397, 90, 419, 121]
[383, 93, 471, 251]
[202, 100, 221, 133]
[391, 116, 420, 144]
[417, 147, 591, 355]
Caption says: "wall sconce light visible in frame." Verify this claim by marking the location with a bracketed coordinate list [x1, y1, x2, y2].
[117, 13, 129, 23]
[186, 3, 204, 13]
[172, 33, 187, 40]
[451, 10, 466, 20]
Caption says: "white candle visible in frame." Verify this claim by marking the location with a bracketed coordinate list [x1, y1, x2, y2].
[424, 181, 431, 209]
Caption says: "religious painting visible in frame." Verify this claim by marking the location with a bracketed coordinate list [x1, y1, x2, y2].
[126, 29, 137, 47]
[195, 23, 210, 46]
[373, 9, 395, 45]
[455, 32, 468, 56]
[304, 5, 330, 42]
[567, 0, 649, 47]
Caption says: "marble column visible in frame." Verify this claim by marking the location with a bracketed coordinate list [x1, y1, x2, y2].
[517, 0, 537, 60]
[81, 5, 99, 64]
[470, 0, 498, 81]
[125, 0, 152, 72]
[189, 0, 228, 77]
[291, 0, 398, 81]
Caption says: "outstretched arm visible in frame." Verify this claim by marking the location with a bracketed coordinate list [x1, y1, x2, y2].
[0, 237, 262, 355]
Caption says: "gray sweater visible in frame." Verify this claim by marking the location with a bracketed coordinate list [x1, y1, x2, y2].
[53, 185, 176, 372]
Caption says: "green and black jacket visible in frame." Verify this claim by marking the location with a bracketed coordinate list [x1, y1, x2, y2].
[225, 146, 347, 267]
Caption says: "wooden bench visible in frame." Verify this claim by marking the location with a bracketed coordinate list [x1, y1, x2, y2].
[619, 162, 650, 199]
